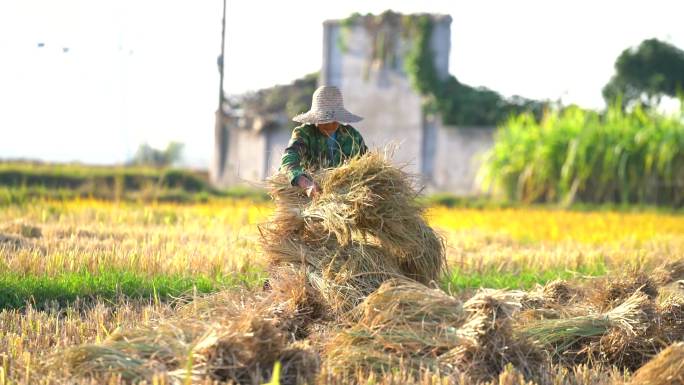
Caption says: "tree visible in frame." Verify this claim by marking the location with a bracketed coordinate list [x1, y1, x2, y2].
[603, 39, 684, 108]
[128, 142, 184, 167]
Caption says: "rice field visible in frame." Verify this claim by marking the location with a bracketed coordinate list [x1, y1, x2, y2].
[1, 192, 684, 383]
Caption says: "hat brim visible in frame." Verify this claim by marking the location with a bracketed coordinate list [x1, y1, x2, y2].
[292, 108, 363, 124]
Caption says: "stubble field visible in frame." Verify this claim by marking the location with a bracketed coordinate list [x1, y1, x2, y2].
[1, 198, 684, 384]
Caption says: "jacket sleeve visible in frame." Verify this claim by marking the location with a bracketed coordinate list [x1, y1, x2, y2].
[358, 132, 368, 155]
[279, 126, 310, 185]
[349, 125, 368, 156]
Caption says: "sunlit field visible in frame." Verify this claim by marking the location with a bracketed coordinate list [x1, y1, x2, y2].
[2, 198, 684, 384]
[3, 200, 684, 306]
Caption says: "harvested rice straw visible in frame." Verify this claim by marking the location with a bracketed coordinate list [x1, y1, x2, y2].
[438, 289, 548, 382]
[266, 238, 407, 316]
[521, 291, 653, 363]
[323, 326, 450, 380]
[592, 272, 659, 310]
[657, 293, 684, 344]
[652, 259, 684, 286]
[354, 278, 466, 354]
[263, 151, 446, 285]
[55, 295, 319, 385]
[463, 288, 527, 319]
[629, 342, 684, 385]
[59, 345, 154, 382]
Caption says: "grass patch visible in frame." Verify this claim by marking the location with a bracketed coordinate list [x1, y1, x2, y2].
[0, 269, 266, 310]
[444, 263, 608, 292]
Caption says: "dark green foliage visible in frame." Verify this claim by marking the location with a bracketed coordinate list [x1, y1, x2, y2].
[129, 142, 184, 167]
[240, 73, 318, 129]
[404, 15, 439, 96]
[482, 105, 684, 206]
[603, 39, 684, 108]
[0, 163, 210, 191]
[0, 162, 220, 203]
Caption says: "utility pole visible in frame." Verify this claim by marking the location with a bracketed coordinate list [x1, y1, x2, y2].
[213, 0, 228, 183]
[217, 0, 227, 109]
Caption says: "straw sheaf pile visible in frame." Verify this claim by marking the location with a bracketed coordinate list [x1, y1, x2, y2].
[56, 290, 320, 385]
[56, 152, 684, 385]
[261, 152, 447, 316]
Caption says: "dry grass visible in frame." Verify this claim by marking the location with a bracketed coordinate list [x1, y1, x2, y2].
[629, 342, 684, 385]
[261, 153, 447, 319]
[2, 156, 684, 384]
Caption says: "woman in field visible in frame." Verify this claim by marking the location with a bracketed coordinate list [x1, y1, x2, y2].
[279, 85, 368, 198]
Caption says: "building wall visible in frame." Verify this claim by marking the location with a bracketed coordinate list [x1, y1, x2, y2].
[431, 125, 495, 194]
[264, 128, 293, 177]
[213, 14, 495, 195]
[322, 17, 452, 175]
[221, 128, 266, 185]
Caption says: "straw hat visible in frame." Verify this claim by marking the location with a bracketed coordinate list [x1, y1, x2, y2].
[292, 86, 363, 124]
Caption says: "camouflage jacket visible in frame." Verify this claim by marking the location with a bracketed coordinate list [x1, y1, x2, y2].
[279, 123, 368, 185]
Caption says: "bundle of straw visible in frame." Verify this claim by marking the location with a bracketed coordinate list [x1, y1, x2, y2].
[323, 331, 449, 382]
[651, 259, 684, 286]
[521, 291, 654, 367]
[354, 278, 466, 354]
[657, 293, 684, 344]
[629, 342, 684, 385]
[322, 279, 466, 381]
[266, 239, 405, 316]
[438, 289, 548, 382]
[57, 293, 319, 385]
[592, 271, 659, 310]
[262, 151, 447, 317]
[267, 267, 329, 338]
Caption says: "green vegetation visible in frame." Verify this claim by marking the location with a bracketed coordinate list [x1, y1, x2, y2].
[446, 263, 608, 291]
[0, 162, 270, 204]
[482, 104, 684, 206]
[340, 11, 545, 126]
[0, 162, 211, 191]
[604, 38, 684, 109]
[0, 269, 265, 309]
[238, 72, 318, 129]
[128, 142, 184, 167]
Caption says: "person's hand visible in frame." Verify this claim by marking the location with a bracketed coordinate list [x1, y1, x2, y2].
[297, 176, 320, 198]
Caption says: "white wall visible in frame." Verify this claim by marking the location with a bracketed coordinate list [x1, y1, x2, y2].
[214, 15, 497, 195]
[430, 124, 495, 194]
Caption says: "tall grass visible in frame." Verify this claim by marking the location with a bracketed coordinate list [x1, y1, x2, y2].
[482, 103, 684, 206]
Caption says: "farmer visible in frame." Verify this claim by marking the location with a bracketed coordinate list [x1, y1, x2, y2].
[280, 85, 367, 198]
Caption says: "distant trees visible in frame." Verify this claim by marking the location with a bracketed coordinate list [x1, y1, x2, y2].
[603, 39, 684, 108]
[239, 73, 318, 128]
[128, 142, 183, 167]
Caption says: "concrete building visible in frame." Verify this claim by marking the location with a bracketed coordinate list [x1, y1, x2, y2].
[212, 13, 495, 194]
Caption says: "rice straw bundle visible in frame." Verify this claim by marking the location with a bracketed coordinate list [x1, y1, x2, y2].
[57, 294, 319, 385]
[657, 293, 684, 344]
[266, 238, 406, 316]
[629, 342, 684, 385]
[60, 344, 154, 382]
[267, 267, 329, 338]
[263, 152, 445, 281]
[521, 291, 654, 366]
[323, 325, 450, 381]
[592, 271, 659, 310]
[305, 152, 422, 245]
[438, 289, 548, 382]
[652, 259, 684, 286]
[321, 279, 468, 381]
[354, 278, 466, 355]
[462, 288, 527, 320]
[538, 279, 578, 306]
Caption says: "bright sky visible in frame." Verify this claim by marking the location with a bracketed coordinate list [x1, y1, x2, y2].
[0, 0, 682, 167]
